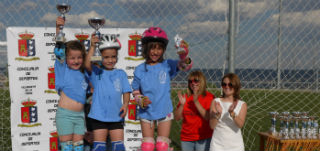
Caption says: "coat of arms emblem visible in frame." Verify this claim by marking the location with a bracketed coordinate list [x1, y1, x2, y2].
[18, 98, 41, 127]
[16, 31, 39, 61]
[125, 33, 144, 61]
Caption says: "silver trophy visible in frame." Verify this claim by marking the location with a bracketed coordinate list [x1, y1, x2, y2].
[55, 3, 71, 43]
[314, 118, 319, 139]
[174, 34, 185, 54]
[281, 112, 290, 139]
[292, 112, 301, 139]
[309, 116, 316, 139]
[269, 112, 279, 136]
[278, 115, 284, 138]
[288, 115, 295, 139]
[88, 17, 105, 62]
[301, 115, 309, 139]
[284, 116, 290, 139]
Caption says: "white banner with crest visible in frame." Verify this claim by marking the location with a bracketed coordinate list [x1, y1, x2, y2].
[7, 27, 145, 151]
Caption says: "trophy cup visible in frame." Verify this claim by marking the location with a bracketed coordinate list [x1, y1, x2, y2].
[288, 115, 295, 139]
[301, 112, 308, 117]
[292, 112, 301, 139]
[174, 34, 186, 55]
[269, 112, 279, 136]
[279, 115, 285, 138]
[55, 3, 71, 43]
[282, 112, 290, 139]
[88, 17, 105, 62]
[284, 116, 290, 139]
[301, 115, 309, 139]
[309, 116, 316, 139]
[314, 118, 319, 139]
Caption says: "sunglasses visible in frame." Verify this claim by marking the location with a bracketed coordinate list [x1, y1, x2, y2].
[222, 82, 233, 88]
[188, 79, 200, 83]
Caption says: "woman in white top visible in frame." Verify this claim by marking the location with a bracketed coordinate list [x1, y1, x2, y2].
[209, 73, 247, 151]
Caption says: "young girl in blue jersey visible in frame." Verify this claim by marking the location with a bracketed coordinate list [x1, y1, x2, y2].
[84, 34, 131, 151]
[54, 17, 88, 151]
[131, 27, 193, 151]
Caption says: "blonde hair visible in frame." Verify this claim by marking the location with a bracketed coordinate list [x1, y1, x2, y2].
[187, 70, 207, 96]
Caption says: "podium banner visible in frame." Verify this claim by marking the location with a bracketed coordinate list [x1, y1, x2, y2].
[7, 27, 145, 151]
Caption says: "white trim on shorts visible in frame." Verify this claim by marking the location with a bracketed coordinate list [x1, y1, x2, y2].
[140, 112, 173, 127]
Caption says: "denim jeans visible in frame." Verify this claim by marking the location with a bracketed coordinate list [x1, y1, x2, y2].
[181, 138, 211, 151]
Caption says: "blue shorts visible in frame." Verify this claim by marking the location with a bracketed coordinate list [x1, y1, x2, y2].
[56, 107, 86, 136]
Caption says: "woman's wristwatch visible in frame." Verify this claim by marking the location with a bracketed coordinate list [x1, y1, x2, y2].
[212, 112, 221, 120]
[230, 112, 236, 119]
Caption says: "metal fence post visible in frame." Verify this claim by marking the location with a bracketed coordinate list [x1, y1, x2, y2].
[277, 0, 282, 89]
[228, 0, 236, 73]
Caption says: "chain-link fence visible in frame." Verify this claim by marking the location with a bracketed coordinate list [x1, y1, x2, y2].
[1, 0, 320, 150]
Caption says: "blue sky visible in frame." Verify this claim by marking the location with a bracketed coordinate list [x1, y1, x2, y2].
[0, 0, 319, 69]
[1, 0, 319, 40]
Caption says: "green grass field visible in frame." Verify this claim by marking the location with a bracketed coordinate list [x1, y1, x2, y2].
[0, 89, 11, 151]
[1, 88, 320, 150]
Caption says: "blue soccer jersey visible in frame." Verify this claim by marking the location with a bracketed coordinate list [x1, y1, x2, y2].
[54, 60, 88, 104]
[131, 59, 179, 120]
[88, 65, 132, 122]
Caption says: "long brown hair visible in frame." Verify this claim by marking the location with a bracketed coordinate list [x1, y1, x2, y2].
[142, 41, 166, 64]
[65, 40, 86, 72]
[221, 73, 241, 100]
[187, 70, 207, 97]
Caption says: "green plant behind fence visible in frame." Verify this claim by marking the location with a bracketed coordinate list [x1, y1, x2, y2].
[0, 89, 11, 151]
